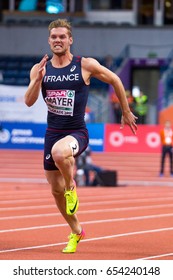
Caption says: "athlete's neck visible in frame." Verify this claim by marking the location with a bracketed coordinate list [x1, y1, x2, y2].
[51, 53, 73, 68]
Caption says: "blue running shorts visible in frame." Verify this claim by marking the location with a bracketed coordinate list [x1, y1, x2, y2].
[44, 128, 89, 170]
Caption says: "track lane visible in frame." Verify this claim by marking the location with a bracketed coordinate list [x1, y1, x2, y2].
[1, 184, 173, 260]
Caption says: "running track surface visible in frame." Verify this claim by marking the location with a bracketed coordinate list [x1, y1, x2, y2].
[1, 182, 173, 260]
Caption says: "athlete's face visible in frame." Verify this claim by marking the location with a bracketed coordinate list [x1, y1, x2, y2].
[48, 27, 73, 56]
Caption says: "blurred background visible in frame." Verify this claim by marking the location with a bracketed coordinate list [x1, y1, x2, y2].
[1, 0, 173, 124]
[1, 0, 173, 184]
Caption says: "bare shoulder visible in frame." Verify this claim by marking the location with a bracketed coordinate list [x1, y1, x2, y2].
[81, 57, 102, 74]
[81, 56, 120, 84]
[82, 57, 101, 68]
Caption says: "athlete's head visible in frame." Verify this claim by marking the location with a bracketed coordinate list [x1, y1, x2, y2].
[48, 19, 72, 38]
[48, 19, 73, 56]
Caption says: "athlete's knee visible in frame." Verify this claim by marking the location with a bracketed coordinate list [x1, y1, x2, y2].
[47, 178, 64, 197]
[45, 170, 63, 187]
[51, 144, 68, 164]
[51, 187, 63, 198]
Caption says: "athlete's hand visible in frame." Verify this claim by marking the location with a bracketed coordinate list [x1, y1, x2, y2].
[36, 54, 49, 82]
[120, 111, 138, 135]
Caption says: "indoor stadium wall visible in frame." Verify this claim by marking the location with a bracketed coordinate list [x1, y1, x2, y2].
[0, 26, 173, 58]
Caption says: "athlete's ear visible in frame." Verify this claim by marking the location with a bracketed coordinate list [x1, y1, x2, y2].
[48, 37, 50, 45]
[69, 36, 73, 45]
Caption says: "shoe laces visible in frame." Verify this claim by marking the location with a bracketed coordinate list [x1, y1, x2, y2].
[66, 233, 78, 248]
[64, 190, 75, 203]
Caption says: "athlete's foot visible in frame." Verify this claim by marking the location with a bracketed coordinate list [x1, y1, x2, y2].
[62, 228, 85, 253]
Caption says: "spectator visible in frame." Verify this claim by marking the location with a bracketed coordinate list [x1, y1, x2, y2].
[134, 91, 148, 124]
[84, 105, 95, 123]
[159, 120, 173, 177]
[126, 90, 134, 112]
[75, 146, 102, 186]
[109, 91, 122, 124]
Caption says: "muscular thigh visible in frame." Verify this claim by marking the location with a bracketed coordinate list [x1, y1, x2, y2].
[44, 129, 89, 171]
[52, 135, 79, 158]
[44, 131, 75, 171]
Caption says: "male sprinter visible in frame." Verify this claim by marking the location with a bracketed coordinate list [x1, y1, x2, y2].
[24, 19, 137, 253]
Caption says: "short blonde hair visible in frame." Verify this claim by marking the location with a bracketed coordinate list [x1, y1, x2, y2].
[48, 19, 72, 37]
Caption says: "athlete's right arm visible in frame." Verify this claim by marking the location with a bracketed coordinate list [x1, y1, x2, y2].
[24, 54, 49, 107]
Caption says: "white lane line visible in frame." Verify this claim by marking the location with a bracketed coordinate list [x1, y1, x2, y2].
[0, 227, 173, 254]
[0, 178, 47, 183]
[0, 192, 168, 205]
[0, 204, 55, 211]
[1, 203, 173, 221]
[2, 191, 173, 204]
[1, 212, 173, 233]
[137, 252, 173, 260]
[121, 180, 173, 186]
[0, 198, 54, 204]
[1, 196, 173, 211]
[1, 177, 173, 186]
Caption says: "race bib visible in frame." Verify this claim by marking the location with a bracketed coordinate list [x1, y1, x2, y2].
[45, 90, 75, 116]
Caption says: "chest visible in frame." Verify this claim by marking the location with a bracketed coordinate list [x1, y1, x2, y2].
[43, 63, 83, 90]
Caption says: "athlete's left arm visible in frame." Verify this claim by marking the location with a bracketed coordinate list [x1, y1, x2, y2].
[83, 57, 137, 134]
